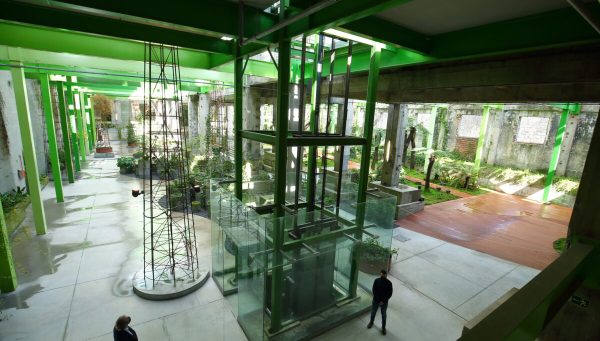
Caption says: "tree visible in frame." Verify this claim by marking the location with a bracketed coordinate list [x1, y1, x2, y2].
[92, 94, 113, 121]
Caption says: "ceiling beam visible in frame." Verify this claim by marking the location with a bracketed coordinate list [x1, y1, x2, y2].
[0, 1, 234, 55]
[429, 6, 600, 59]
[339, 16, 430, 53]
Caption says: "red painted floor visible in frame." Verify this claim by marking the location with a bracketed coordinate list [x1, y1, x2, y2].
[397, 192, 571, 270]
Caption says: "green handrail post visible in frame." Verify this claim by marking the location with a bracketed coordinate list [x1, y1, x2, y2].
[0, 204, 17, 292]
[10, 63, 47, 235]
[39, 74, 64, 202]
[56, 82, 75, 183]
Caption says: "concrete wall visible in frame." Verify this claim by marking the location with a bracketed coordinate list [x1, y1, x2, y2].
[406, 103, 598, 177]
[0, 70, 48, 193]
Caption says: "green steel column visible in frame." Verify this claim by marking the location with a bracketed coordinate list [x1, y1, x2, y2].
[542, 108, 570, 203]
[423, 106, 438, 173]
[234, 47, 243, 200]
[88, 94, 97, 147]
[473, 105, 491, 175]
[80, 91, 93, 152]
[270, 37, 291, 335]
[76, 91, 89, 158]
[10, 64, 47, 235]
[66, 85, 81, 171]
[56, 82, 75, 182]
[350, 46, 382, 297]
[0, 204, 17, 292]
[306, 36, 321, 209]
[39, 74, 64, 202]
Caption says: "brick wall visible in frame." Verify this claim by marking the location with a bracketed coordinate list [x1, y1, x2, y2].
[455, 137, 478, 159]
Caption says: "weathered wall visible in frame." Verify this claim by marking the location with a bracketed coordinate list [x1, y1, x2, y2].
[406, 103, 598, 177]
[0, 71, 48, 193]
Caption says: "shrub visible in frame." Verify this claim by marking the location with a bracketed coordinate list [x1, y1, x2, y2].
[353, 237, 399, 263]
[1, 188, 28, 212]
[117, 156, 137, 173]
[126, 123, 138, 145]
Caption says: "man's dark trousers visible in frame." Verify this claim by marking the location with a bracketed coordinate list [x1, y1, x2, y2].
[370, 300, 388, 328]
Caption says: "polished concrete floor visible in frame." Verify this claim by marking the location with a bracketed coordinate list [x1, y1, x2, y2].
[0, 142, 540, 340]
[398, 192, 570, 269]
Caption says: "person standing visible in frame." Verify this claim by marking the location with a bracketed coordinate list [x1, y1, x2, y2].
[367, 270, 393, 335]
[113, 315, 138, 341]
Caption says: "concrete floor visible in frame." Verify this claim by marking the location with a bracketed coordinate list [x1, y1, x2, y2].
[0, 142, 540, 340]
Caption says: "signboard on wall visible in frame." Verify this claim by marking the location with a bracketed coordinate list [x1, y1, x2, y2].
[516, 116, 550, 144]
[457, 114, 482, 138]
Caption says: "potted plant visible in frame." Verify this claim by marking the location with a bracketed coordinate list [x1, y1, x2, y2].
[191, 200, 202, 213]
[353, 237, 399, 275]
[117, 156, 137, 174]
[126, 123, 138, 147]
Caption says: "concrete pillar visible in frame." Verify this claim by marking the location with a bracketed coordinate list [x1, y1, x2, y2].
[198, 93, 209, 143]
[381, 103, 408, 187]
[187, 94, 199, 140]
[10, 64, 47, 235]
[556, 114, 580, 176]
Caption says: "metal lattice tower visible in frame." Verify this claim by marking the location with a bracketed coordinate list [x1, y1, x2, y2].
[132, 42, 208, 299]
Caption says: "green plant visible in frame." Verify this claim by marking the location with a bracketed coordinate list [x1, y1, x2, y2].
[1, 187, 28, 212]
[117, 127, 123, 140]
[553, 238, 567, 253]
[126, 123, 138, 145]
[354, 237, 399, 263]
[116, 156, 137, 173]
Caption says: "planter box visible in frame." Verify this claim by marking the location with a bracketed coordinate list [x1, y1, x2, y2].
[358, 258, 392, 275]
[95, 146, 113, 153]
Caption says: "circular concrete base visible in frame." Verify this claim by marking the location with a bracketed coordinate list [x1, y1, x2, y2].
[132, 269, 209, 301]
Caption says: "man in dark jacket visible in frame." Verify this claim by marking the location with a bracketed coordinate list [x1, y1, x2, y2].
[367, 270, 393, 335]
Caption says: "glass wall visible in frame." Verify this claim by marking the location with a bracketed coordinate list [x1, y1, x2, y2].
[210, 179, 396, 340]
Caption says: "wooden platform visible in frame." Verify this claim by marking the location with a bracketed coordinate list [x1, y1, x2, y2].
[396, 192, 571, 269]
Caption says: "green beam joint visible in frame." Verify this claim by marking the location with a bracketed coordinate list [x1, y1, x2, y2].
[56, 82, 75, 183]
[350, 45, 382, 298]
[40, 74, 64, 202]
[543, 104, 580, 203]
[10, 63, 48, 235]
[0, 204, 17, 292]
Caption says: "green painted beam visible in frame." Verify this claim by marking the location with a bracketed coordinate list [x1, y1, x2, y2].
[0, 203, 17, 292]
[10, 63, 48, 235]
[240, 130, 277, 146]
[0, 5, 233, 56]
[81, 92, 93, 152]
[543, 107, 572, 203]
[55, 82, 75, 183]
[0, 45, 234, 83]
[40, 74, 64, 202]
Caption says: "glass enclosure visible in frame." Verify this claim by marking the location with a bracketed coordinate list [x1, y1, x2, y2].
[210, 178, 396, 340]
